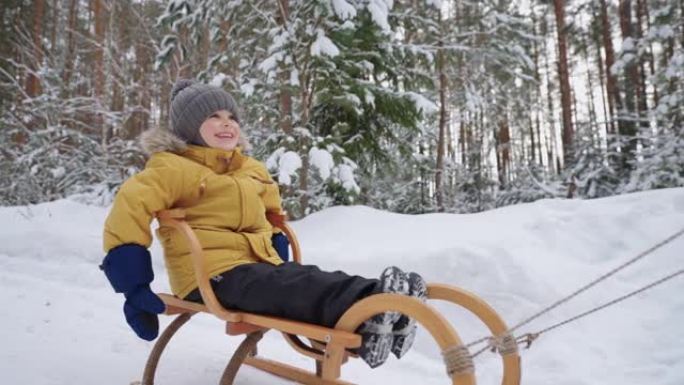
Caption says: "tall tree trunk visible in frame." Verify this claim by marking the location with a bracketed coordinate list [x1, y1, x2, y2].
[104, 0, 121, 144]
[600, 0, 622, 136]
[553, 0, 574, 169]
[62, 0, 77, 94]
[592, 4, 611, 139]
[542, 16, 557, 174]
[585, 51, 599, 137]
[496, 117, 511, 188]
[618, 0, 638, 170]
[50, 0, 58, 50]
[634, 0, 650, 134]
[460, 120, 466, 166]
[197, 24, 210, 74]
[276, 0, 293, 135]
[93, 0, 105, 136]
[435, 33, 447, 211]
[640, 0, 658, 105]
[25, 0, 44, 97]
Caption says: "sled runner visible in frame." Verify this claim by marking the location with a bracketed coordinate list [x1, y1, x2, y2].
[141, 209, 521, 385]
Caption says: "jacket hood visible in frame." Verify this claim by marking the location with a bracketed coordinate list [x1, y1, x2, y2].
[139, 124, 251, 155]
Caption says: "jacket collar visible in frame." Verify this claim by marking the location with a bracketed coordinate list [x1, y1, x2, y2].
[181, 145, 246, 174]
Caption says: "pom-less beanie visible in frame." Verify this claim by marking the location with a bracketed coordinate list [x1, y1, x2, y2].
[169, 79, 240, 146]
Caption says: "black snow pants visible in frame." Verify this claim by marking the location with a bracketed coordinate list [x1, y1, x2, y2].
[184, 262, 382, 328]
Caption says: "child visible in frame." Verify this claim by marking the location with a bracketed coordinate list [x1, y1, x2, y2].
[100, 79, 427, 368]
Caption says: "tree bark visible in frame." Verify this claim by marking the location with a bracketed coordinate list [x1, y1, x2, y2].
[530, 8, 541, 164]
[435, 32, 447, 211]
[496, 118, 511, 188]
[50, 0, 58, 50]
[276, 0, 293, 135]
[61, 0, 78, 92]
[552, 0, 574, 168]
[542, 15, 557, 174]
[640, 0, 658, 105]
[591, 4, 611, 138]
[599, 0, 622, 136]
[634, 0, 650, 134]
[618, 0, 638, 170]
[25, 0, 44, 97]
[93, 0, 106, 136]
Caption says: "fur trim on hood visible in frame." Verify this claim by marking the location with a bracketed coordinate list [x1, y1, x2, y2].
[139, 125, 251, 155]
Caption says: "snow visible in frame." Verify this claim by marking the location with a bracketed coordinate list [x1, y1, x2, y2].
[366, 0, 391, 33]
[266, 148, 302, 186]
[331, 0, 357, 21]
[404, 91, 439, 114]
[2, 188, 684, 385]
[311, 29, 340, 58]
[209, 73, 228, 87]
[309, 147, 335, 180]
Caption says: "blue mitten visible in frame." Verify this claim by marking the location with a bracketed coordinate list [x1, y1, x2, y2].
[100, 244, 165, 341]
[271, 232, 290, 262]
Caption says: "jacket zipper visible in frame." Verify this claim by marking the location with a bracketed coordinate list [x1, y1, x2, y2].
[232, 175, 245, 232]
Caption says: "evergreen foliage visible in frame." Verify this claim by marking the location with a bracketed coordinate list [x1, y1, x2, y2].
[0, 0, 682, 215]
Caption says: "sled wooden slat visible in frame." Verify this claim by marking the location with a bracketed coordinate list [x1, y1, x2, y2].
[244, 356, 355, 385]
[140, 208, 520, 385]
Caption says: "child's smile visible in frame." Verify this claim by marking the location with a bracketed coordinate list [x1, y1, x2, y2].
[199, 110, 241, 151]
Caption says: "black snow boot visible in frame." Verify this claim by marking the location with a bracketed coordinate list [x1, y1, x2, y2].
[357, 266, 409, 368]
[391, 271, 428, 359]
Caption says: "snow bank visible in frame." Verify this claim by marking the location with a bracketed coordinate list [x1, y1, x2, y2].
[1, 188, 683, 384]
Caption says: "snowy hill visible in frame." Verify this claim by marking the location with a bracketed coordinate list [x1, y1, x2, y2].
[1, 188, 683, 385]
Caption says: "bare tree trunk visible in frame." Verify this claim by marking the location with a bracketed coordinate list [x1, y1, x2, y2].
[93, 0, 105, 137]
[618, 0, 638, 169]
[25, 0, 44, 97]
[531, 8, 543, 164]
[585, 52, 599, 135]
[198, 24, 210, 74]
[50, 0, 58, 50]
[459, 120, 466, 166]
[634, 0, 650, 134]
[542, 17, 557, 174]
[496, 118, 511, 188]
[640, 0, 658, 105]
[276, 0, 293, 135]
[600, 0, 622, 136]
[591, 4, 611, 138]
[435, 33, 447, 211]
[128, 30, 152, 139]
[104, 0, 122, 144]
[62, 0, 77, 93]
[553, 0, 574, 168]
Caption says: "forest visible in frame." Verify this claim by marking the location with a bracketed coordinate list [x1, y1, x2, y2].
[1, 0, 682, 218]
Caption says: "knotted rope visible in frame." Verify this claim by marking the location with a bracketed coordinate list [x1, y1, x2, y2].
[442, 344, 475, 376]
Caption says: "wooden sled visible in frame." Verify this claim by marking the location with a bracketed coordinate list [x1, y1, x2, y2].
[141, 209, 521, 385]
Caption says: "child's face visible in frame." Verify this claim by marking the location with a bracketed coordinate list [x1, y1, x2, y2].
[199, 110, 241, 151]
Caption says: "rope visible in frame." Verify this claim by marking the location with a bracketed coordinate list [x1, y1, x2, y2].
[442, 344, 475, 376]
[509, 227, 684, 334]
[531, 268, 684, 337]
[464, 227, 684, 356]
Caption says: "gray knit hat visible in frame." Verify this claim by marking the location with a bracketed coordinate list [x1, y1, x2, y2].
[170, 79, 240, 146]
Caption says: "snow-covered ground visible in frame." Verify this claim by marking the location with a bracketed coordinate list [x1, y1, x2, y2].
[1, 188, 683, 385]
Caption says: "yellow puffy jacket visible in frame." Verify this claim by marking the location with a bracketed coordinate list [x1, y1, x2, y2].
[103, 144, 284, 299]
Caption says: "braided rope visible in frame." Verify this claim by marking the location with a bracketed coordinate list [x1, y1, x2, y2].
[464, 227, 684, 355]
[489, 333, 519, 356]
[442, 345, 475, 376]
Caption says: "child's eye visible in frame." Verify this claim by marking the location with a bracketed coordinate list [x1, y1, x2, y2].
[211, 113, 220, 118]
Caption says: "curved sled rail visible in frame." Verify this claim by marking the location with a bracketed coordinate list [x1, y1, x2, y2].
[336, 293, 476, 385]
[428, 284, 521, 385]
